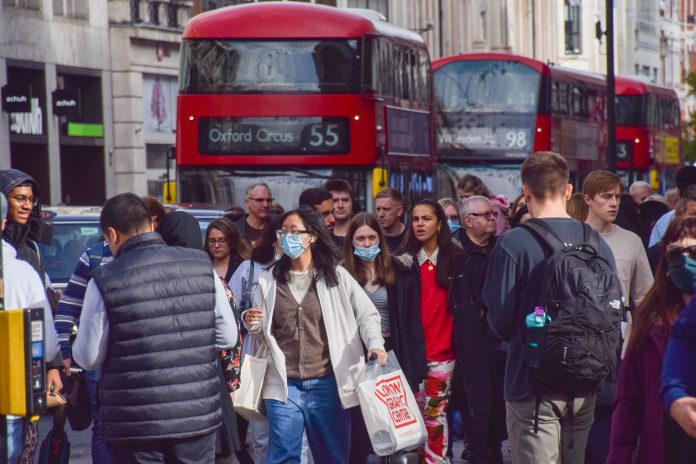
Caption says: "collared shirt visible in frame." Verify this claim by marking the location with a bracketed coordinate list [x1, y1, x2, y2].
[417, 247, 439, 267]
[73, 270, 238, 371]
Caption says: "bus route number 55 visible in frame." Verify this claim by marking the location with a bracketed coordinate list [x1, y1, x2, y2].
[309, 123, 340, 147]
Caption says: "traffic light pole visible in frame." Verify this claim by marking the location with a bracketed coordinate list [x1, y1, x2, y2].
[606, 0, 617, 173]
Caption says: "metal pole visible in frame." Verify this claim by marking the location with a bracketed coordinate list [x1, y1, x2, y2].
[606, 0, 617, 172]
[438, 0, 444, 58]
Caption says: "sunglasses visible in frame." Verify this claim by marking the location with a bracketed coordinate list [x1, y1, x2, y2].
[666, 244, 696, 263]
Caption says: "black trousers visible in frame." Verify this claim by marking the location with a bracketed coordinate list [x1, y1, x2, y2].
[108, 431, 216, 464]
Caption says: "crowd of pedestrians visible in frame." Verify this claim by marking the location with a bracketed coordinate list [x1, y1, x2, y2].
[4, 154, 696, 464]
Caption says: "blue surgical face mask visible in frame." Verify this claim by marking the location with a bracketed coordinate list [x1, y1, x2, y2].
[280, 234, 307, 260]
[354, 244, 381, 263]
[668, 255, 696, 295]
[447, 219, 461, 234]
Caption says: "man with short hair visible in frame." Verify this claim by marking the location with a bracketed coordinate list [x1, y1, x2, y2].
[628, 181, 653, 205]
[72, 193, 238, 463]
[2, 192, 61, 464]
[375, 188, 406, 252]
[483, 152, 618, 463]
[649, 166, 696, 247]
[236, 183, 274, 247]
[456, 195, 507, 463]
[458, 196, 496, 252]
[324, 179, 354, 247]
[299, 188, 335, 231]
[582, 170, 653, 463]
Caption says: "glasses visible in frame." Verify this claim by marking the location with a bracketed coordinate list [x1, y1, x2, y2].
[666, 244, 696, 263]
[248, 197, 274, 204]
[468, 210, 497, 220]
[276, 230, 309, 240]
[207, 238, 227, 246]
[8, 195, 39, 206]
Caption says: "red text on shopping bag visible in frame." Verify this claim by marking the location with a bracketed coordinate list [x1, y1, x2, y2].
[374, 374, 418, 429]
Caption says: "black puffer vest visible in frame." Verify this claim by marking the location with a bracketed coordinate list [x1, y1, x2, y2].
[91, 232, 221, 442]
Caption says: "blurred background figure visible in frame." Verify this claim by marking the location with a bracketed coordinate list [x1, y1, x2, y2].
[566, 192, 589, 222]
[457, 174, 491, 202]
[629, 181, 654, 205]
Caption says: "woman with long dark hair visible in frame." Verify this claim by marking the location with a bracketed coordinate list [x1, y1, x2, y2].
[607, 216, 696, 464]
[204, 217, 252, 283]
[243, 206, 385, 464]
[395, 199, 491, 464]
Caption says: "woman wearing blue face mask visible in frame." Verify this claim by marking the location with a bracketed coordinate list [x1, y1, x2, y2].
[242, 206, 386, 464]
[438, 197, 462, 235]
[607, 216, 696, 464]
[343, 212, 428, 463]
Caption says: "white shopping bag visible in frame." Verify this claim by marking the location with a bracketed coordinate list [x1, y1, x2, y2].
[234, 342, 267, 422]
[357, 351, 427, 456]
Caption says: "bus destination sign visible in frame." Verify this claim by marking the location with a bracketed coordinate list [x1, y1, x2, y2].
[199, 116, 349, 155]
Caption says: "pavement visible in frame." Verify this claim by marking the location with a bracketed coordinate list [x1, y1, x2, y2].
[34, 413, 513, 463]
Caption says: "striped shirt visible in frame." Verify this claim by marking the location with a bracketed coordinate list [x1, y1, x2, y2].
[54, 241, 113, 358]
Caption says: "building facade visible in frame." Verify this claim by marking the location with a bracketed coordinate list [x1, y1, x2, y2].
[0, 0, 112, 205]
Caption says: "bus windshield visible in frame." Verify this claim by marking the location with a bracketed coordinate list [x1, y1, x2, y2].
[180, 39, 359, 94]
[434, 60, 541, 113]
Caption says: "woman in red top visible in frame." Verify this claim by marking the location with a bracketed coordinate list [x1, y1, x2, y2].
[395, 199, 492, 464]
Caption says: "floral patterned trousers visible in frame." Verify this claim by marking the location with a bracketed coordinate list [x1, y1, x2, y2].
[415, 359, 455, 464]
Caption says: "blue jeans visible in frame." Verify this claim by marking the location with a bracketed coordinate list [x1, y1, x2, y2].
[85, 369, 111, 464]
[265, 375, 350, 464]
[6, 416, 22, 464]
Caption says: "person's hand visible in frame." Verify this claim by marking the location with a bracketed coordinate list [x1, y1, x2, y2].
[670, 397, 696, 438]
[367, 348, 388, 365]
[244, 308, 264, 326]
[54, 289, 63, 301]
[46, 368, 63, 395]
[63, 358, 72, 377]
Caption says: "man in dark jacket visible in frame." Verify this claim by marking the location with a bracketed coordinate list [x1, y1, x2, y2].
[0, 169, 63, 463]
[72, 193, 238, 463]
[453, 196, 506, 464]
[235, 182, 274, 247]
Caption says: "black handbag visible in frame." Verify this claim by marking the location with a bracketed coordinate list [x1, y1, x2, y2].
[65, 370, 92, 431]
[37, 404, 71, 464]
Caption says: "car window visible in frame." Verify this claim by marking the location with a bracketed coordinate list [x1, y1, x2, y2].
[38, 222, 103, 285]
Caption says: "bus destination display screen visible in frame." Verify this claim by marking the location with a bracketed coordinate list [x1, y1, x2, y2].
[199, 117, 349, 155]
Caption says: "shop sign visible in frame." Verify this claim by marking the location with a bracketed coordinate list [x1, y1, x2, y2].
[10, 98, 43, 136]
[52, 89, 81, 118]
[2, 85, 31, 113]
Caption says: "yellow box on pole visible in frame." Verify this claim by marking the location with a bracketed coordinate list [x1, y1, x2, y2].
[372, 167, 388, 198]
[0, 308, 46, 417]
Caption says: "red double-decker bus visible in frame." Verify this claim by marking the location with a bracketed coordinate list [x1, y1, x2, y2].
[433, 53, 608, 198]
[615, 75, 681, 187]
[176, 3, 434, 210]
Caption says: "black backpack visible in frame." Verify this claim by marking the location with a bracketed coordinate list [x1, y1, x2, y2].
[522, 219, 623, 394]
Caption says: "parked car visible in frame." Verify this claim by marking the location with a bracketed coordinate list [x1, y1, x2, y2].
[39, 206, 225, 289]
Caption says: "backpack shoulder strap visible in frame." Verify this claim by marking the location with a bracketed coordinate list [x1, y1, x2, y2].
[581, 223, 600, 253]
[521, 219, 566, 253]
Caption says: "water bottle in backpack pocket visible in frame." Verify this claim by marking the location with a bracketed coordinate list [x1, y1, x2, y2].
[524, 306, 551, 369]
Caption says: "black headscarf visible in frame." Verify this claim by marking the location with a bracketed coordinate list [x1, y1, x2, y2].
[157, 210, 203, 250]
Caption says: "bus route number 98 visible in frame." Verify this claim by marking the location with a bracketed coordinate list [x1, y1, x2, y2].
[504, 130, 528, 150]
